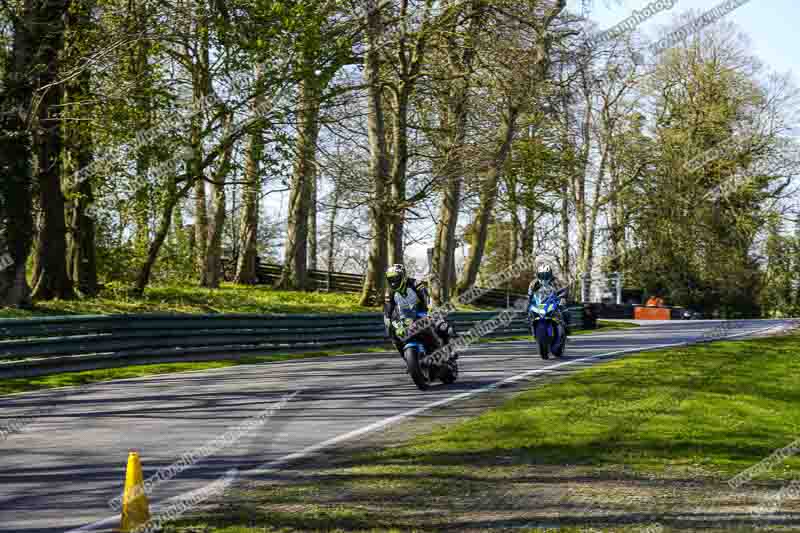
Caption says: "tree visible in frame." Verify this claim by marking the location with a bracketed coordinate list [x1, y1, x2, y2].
[277, 0, 351, 290]
[28, 0, 74, 300]
[457, 0, 566, 292]
[234, 68, 266, 285]
[358, 0, 438, 305]
[428, 0, 484, 305]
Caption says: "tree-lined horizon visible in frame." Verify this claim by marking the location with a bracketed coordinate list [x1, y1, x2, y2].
[0, 0, 798, 317]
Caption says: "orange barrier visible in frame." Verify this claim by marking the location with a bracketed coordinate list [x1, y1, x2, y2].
[645, 296, 665, 307]
[634, 306, 671, 320]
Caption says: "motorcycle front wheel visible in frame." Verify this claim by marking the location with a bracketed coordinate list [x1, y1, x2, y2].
[404, 346, 430, 390]
[534, 320, 551, 359]
[438, 359, 458, 384]
[552, 325, 567, 358]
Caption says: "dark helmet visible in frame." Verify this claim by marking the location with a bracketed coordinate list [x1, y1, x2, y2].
[386, 264, 407, 291]
[536, 264, 554, 283]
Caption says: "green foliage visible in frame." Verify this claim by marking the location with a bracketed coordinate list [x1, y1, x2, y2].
[759, 219, 800, 317]
[625, 43, 787, 316]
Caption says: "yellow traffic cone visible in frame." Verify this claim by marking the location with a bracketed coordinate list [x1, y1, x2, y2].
[120, 450, 150, 532]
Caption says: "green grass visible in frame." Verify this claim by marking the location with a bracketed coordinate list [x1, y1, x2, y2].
[0, 282, 491, 318]
[0, 283, 382, 318]
[382, 334, 800, 478]
[165, 333, 800, 532]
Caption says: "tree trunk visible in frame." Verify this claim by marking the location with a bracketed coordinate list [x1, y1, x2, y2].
[431, 175, 461, 303]
[191, 83, 208, 284]
[234, 130, 262, 285]
[194, 169, 209, 282]
[560, 178, 570, 281]
[308, 172, 318, 271]
[276, 76, 320, 290]
[64, 0, 98, 296]
[430, 1, 481, 305]
[32, 87, 74, 301]
[388, 212, 404, 266]
[134, 180, 193, 295]
[388, 89, 410, 266]
[579, 141, 609, 277]
[192, 7, 211, 285]
[203, 178, 226, 288]
[608, 155, 626, 273]
[0, 60, 34, 307]
[573, 139, 589, 280]
[457, 103, 520, 292]
[361, 208, 390, 306]
[234, 65, 265, 285]
[521, 205, 534, 258]
[28, 0, 73, 300]
[511, 212, 520, 265]
[66, 178, 98, 296]
[358, 1, 391, 306]
[201, 115, 233, 288]
[325, 181, 340, 289]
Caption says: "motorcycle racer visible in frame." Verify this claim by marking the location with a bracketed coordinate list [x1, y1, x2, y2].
[527, 264, 572, 335]
[382, 264, 455, 358]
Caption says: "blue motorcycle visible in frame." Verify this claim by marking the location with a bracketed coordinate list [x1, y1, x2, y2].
[528, 287, 568, 359]
[392, 308, 458, 391]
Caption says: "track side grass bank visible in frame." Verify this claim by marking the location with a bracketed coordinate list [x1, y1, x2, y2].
[0, 284, 383, 318]
[0, 283, 490, 318]
[165, 332, 800, 532]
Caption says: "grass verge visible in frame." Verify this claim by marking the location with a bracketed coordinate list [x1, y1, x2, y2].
[0, 283, 383, 318]
[165, 332, 800, 532]
[0, 283, 490, 318]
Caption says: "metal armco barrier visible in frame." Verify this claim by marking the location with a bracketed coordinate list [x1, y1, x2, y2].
[221, 259, 529, 309]
[0, 306, 588, 378]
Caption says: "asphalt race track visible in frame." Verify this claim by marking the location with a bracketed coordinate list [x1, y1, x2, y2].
[0, 319, 794, 532]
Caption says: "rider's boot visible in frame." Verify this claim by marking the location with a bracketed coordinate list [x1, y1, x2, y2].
[393, 340, 409, 372]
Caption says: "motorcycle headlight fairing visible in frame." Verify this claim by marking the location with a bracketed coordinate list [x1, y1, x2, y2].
[530, 303, 548, 316]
